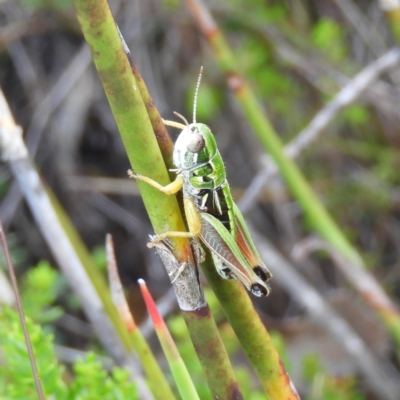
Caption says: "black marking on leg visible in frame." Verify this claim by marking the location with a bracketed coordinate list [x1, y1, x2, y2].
[253, 266, 272, 282]
[250, 283, 269, 297]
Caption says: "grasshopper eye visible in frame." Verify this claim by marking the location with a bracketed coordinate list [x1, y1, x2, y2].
[187, 132, 205, 153]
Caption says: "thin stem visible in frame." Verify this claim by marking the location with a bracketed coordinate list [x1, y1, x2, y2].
[239, 48, 400, 212]
[378, 0, 400, 42]
[184, 0, 400, 351]
[73, 2, 243, 398]
[0, 219, 45, 400]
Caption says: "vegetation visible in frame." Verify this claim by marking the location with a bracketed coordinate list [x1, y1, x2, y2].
[1, 0, 400, 399]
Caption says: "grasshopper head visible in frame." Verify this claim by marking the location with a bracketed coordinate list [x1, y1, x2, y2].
[173, 123, 218, 170]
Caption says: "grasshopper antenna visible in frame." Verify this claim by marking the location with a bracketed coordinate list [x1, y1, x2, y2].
[193, 66, 203, 124]
[173, 111, 189, 126]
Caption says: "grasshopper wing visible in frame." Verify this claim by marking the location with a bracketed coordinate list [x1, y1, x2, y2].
[199, 212, 270, 297]
[232, 203, 272, 283]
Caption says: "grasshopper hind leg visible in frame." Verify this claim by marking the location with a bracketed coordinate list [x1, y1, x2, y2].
[253, 266, 273, 282]
[250, 282, 270, 297]
[211, 252, 270, 297]
[210, 252, 236, 280]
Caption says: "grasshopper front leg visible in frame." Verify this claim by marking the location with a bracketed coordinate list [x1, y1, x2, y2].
[128, 170, 184, 195]
[129, 171, 200, 244]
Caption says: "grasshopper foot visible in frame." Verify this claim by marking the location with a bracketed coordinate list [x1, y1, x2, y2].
[128, 170, 141, 180]
[147, 234, 167, 248]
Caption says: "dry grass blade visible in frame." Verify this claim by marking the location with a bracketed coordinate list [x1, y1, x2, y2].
[240, 47, 400, 211]
[0, 218, 44, 400]
[106, 234, 136, 332]
[248, 223, 400, 400]
[0, 87, 140, 372]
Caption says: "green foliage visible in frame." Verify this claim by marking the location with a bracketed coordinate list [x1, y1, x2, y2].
[91, 245, 108, 272]
[328, 181, 390, 218]
[0, 173, 9, 197]
[234, 368, 268, 400]
[21, 260, 66, 323]
[161, 0, 179, 12]
[69, 353, 137, 400]
[232, 33, 306, 138]
[301, 124, 400, 246]
[312, 18, 348, 63]
[302, 354, 364, 400]
[269, 331, 291, 373]
[204, 287, 228, 323]
[229, 0, 287, 23]
[167, 288, 268, 399]
[0, 233, 28, 269]
[372, 150, 400, 184]
[186, 80, 223, 122]
[0, 305, 68, 400]
[342, 105, 369, 127]
[168, 314, 212, 399]
[21, 0, 72, 10]
[238, 37, 299, 116]
[168, 294, 366, 400]
[1, 262, 137, 399]
[0, 306, 138, 400]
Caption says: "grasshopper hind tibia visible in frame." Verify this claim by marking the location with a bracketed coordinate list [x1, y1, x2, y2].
[253, 266, 272, 282]
[251, 283, 270, 297]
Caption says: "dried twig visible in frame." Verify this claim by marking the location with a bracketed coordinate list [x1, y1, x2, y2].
[106, 234, 175, 400]
[334, 0, 388, 59]
[0, 88, 141, 374]
[0, 44, 92, 227]
[220, 8, 400, 113]
[0, 218, 44, 400]
[292, 236, 398, 319]
[106, 234, 136, 332]
[286, 50, 400, 158]
[239, 48, 400, 211]
[248, 223, 400, 400]
[67, 176, 141, 196]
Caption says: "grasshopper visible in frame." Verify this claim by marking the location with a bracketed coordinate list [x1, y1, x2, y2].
[130, 68, 272, 297]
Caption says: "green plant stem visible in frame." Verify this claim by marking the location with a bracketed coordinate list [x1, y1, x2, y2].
[130, 329, 180, 399]
[129, 62, 176, 173]
[201, 255, 299, 399]
[140, 280, 200, 400]
[121, 58, 247, 396]
[184, 0, 400, 349]
[47, 189, 131, 350]
[73, 2, 243, 398]
[74, 0, 186, 249]
[182, 307, 243, 400]
[130, 329, 177, 400]
[382, 5, 400, 42]
[48, 188, 175, 400]
[122, 37, 184, 207]
[185, 0, 361, 265]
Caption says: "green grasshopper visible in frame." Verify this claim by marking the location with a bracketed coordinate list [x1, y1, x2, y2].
[130, 69, 272, 297]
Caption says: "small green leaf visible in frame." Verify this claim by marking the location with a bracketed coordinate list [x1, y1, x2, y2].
[343, 105, 369, 126]
[186, 81, 222, 122]
[312, 18, 347, 63]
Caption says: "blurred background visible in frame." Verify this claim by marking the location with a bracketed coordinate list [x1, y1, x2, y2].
[1, 0, 400, 398]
